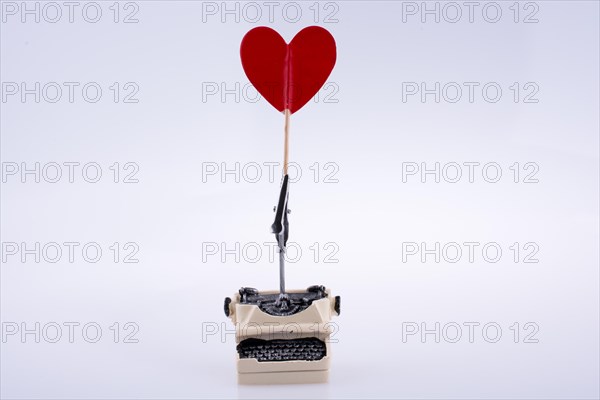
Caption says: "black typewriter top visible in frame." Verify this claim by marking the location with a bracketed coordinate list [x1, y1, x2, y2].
[237, 285, 328, 316]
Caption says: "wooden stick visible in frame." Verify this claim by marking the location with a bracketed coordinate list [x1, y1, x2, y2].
[283, 109, 290, 175]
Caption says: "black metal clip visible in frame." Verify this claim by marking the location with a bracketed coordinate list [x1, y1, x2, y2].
[271, 174, 289, 296]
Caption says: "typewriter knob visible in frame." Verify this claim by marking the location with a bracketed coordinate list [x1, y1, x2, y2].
[224, 297, 232, 317]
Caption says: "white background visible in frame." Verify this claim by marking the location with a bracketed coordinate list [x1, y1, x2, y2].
[1, 1, 599, 399]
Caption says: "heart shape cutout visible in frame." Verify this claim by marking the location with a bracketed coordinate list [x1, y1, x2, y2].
[240, 26, 337, 114]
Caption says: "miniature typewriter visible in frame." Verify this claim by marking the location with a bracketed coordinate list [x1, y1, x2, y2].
[224, 285, 340, 384]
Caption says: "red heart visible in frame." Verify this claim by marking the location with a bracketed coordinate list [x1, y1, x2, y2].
[240, 26, 336, 114]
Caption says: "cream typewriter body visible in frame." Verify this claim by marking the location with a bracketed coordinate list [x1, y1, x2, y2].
[224, 286, 340, 384]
